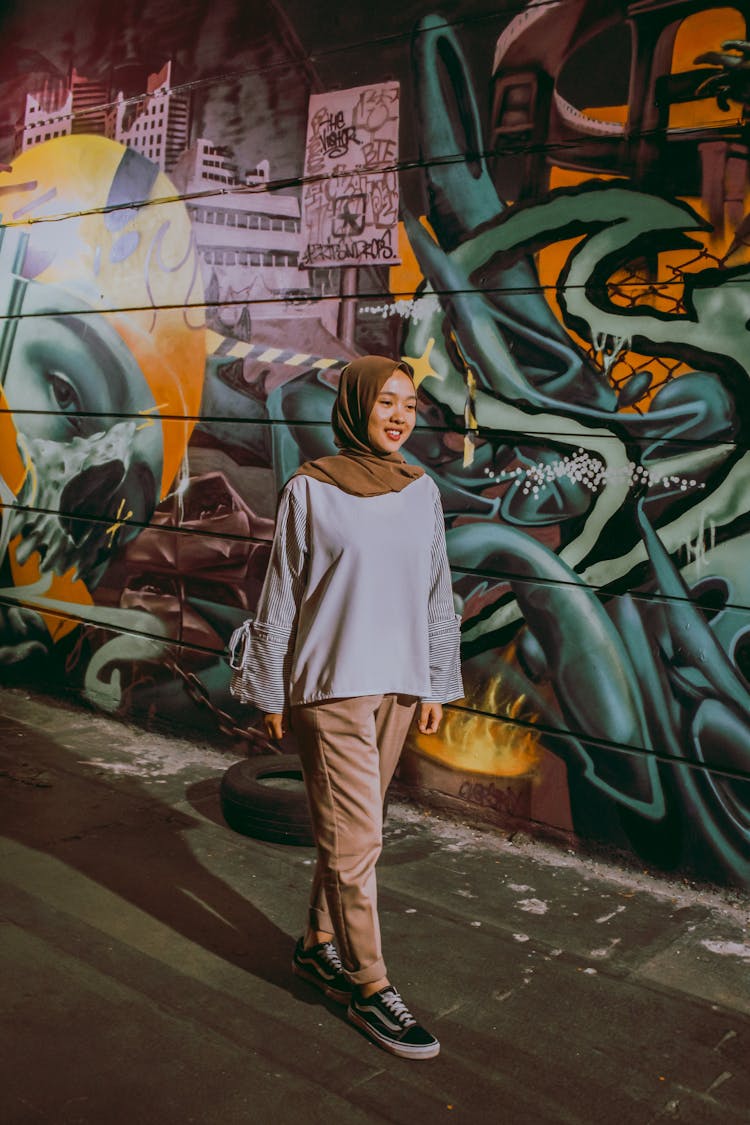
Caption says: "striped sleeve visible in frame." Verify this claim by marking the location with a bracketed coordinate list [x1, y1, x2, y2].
[422, 486, 464, 704]
[231, 481, 307, 712]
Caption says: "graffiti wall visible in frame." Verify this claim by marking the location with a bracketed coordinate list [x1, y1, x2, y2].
[0, 0, 748, 887]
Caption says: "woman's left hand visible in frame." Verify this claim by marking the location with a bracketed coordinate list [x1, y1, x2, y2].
[418, 702, 443, 735]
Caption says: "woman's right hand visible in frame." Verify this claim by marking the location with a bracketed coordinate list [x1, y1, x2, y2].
[264, 712, 285, 740]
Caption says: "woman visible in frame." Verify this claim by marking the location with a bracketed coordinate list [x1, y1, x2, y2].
[231, 355, 463, 1059]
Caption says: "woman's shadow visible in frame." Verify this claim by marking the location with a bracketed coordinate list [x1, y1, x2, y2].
[0, 705, 322, 1002]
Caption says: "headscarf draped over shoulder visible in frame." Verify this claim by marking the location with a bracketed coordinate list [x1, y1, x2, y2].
[293, 355, 424, 497]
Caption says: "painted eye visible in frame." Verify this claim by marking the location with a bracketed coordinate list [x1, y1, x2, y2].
[48, 370, 82, 413]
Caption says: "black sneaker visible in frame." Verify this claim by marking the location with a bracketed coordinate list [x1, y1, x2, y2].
[348, 985, 440, 1059]
[292, 938, 352, 1004]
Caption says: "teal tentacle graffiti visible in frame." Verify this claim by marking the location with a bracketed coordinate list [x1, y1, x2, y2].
[401, 14, 749, 883]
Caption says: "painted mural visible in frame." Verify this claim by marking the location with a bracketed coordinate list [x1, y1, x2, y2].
[0, 0, 748, 887]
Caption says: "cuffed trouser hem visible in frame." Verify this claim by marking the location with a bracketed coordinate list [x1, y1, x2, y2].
[345, 957, 388, 986]
[305, 908, 385, 983]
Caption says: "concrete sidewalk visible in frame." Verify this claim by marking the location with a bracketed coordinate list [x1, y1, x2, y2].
[0, 686, 748, 1125]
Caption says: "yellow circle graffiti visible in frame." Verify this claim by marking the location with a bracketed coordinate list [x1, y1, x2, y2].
[0, 135, 207, 635]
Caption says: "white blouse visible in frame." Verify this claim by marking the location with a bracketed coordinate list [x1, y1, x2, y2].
[230, 472, 464, 711]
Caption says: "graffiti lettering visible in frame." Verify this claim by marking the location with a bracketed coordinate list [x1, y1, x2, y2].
[353, 86, 398, 134]
[302, 82, 400, 267]
[369, 171, 399, 229]
[300, 233, 395, 266]
[319, 110, 359, 159]
[361, 137, 397, 167]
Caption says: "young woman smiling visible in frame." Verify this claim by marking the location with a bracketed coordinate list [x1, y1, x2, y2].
[232, 355, 463, 1059]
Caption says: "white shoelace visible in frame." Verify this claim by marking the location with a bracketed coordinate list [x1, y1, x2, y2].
[320, 942, 344, 973]
[379, 988, 417, 1028]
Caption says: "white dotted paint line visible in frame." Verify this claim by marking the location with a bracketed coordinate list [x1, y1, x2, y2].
[483, 448, 705, 498]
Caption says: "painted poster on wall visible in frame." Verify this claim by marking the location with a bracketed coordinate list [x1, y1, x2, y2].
[300, 81, 400, 267]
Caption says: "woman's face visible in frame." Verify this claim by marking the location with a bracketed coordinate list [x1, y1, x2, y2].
[366, 369, 417, 454]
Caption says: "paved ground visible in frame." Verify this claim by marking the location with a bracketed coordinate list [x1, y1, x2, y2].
[0, 685, 748, 1125]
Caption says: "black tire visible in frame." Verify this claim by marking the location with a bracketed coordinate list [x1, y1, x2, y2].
[220, 754, 314, 846]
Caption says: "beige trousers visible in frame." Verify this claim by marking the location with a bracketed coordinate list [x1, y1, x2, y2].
[292, 693, 418, 985]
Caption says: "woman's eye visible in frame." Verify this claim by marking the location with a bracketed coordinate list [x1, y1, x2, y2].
[48, 371, 82, 413]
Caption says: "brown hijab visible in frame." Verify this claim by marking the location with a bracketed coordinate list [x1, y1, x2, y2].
[293, 355, 425, 496]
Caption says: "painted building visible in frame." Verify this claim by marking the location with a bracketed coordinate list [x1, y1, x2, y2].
[172, 141, 337, 333]
[0, 0, 748, 889]
[70, 69, 110, 137]
[104, 60, 190, 172]
[15, 77, 72, 151]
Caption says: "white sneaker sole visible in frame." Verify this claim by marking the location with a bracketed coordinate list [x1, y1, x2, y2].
[347, 1006, 441, 1059]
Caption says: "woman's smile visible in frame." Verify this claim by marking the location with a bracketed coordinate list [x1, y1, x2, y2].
[366, 369, 417, 453]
